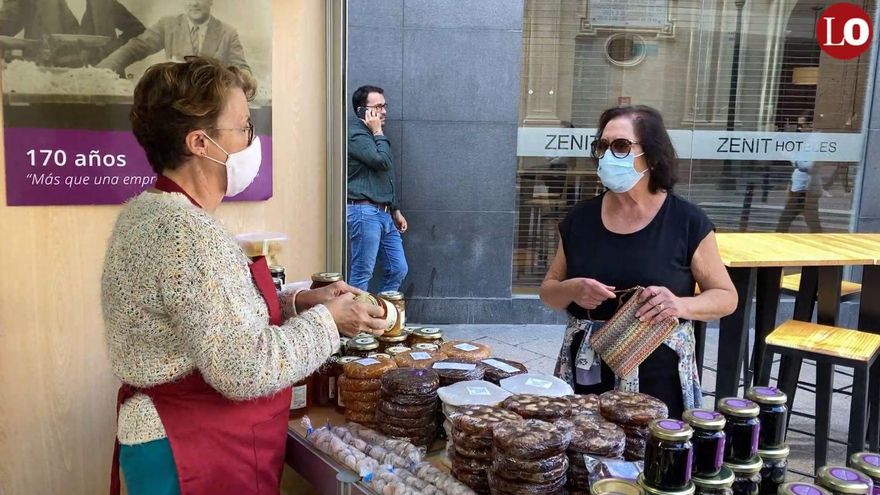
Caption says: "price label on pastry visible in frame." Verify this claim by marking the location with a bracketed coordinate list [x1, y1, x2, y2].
[409, 352, 431, 361]
[466, 386, 491, 396]
[433, 362, 476, 371]
[454, 343, 480, 352]
[355, 358, 381, 366]
[525, 377, 554, 389]
[482, 359, 520, 373]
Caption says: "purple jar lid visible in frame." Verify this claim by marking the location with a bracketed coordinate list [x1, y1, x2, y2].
[791, 484, 828, 495]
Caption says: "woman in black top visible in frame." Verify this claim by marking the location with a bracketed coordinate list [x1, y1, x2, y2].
[540, 106, 737, 418]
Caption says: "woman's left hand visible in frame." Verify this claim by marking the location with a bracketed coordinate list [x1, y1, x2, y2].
[636, 286, 687, 324]
[295, 281, 360, 313]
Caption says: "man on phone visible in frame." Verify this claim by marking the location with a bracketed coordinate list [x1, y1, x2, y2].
[347, 85, 408, 292]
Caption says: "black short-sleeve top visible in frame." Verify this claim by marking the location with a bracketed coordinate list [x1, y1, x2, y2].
[558, 192, 715, 320]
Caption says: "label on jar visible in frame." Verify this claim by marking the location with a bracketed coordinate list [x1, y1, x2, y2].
[454, 343, 480, 352]
[525, 377, 554, 389]
[410, 352, 432, 361]
[433, 362, 476, 371]
[328, 377, 336, 399]
[290, 384, 308, 410]
[355, 358, 381, 366]
[466, 386, 491, 396]
[482, 359, 519, 373]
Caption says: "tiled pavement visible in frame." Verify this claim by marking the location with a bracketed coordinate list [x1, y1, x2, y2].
[428, 323, 863, 481]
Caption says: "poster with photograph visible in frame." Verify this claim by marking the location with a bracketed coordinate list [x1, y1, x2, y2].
[1, 0, 272, 206]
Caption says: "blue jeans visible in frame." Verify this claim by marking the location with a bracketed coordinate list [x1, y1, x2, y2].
[347, 204, 408, 291]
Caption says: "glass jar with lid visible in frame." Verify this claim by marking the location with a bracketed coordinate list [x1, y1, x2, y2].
[745, 386, 788, 449]
[725, 457, 763, 495]
[385, 345, 411, 357]
[643, 419, 695, 491]
[412, 342, 440, 353]
[693, 465, 735, 495]
[639, 474, 695, 495]
[313, 355, 338, 407]
[367, 353, 392, 360]
[378, 333, 408, 353]
[816, 466, 874, 495]
[346, 335, 379, 358]
[593, 478, 645, 495]
[717, 398, 760, 463]
[849, 453, 880, 495]
[310, 272, 342, 289]
[779, 482, 833, 495]
[269, 265, 286, 291]
[378, 291, 406, 336]
[683, 409, 727, 478]
[335, 356, 359, 414]
[758, 445, 789, 495]
[408, 327, 443, 346]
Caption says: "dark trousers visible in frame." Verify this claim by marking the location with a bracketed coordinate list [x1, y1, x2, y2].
[777, 190, 822, 233]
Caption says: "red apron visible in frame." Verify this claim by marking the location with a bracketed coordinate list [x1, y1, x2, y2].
[110, 176, 290, 495]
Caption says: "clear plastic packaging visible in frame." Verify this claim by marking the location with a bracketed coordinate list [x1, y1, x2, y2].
[438, 380, 511, 408]
[499, 372, 574, 397]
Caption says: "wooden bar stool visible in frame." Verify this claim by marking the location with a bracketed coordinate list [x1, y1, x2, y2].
[765, 320, 880, 470]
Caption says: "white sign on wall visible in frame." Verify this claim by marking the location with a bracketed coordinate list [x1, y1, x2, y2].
[516, 127, 865, 162]
[588, 0, 669, 28]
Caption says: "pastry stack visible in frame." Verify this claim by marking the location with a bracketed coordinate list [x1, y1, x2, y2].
[599, 391, 668, 460]
[489, 419, 570, 495]
[502, 394, 572, 421]
[557, 414, 626, 494]
[448, 405, 522, 494]
[376, 368, 440, 447]
[341, 357, 397, 427]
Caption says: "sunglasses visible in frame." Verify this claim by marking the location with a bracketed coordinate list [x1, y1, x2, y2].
[590, 138, 640, 159]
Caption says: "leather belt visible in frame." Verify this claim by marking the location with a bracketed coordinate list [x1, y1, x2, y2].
[348, 199, 391, 212]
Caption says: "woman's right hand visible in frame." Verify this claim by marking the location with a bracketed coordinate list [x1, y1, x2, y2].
[323, 293, 387, 337]
[566, 278, 616, 309]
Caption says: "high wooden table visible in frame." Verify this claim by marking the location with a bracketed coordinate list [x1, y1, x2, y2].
[712, 233, 880, 399]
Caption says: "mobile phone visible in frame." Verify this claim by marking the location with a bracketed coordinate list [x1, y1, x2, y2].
[356, 106, 368, 120]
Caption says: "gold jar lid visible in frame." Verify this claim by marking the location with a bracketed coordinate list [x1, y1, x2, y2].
[367, 353, 392, 360]
[347, 336, 380, 351]
[311, 272, 343, 283]
[717, 397, 760, 417]
[412, 343, 440, 352]
[725, 457, 764, 475]
[758, 445, 790, 460]
[592, 478, 644, 495]
[378, 291, 404, 301]
[648, 419, 693, 442]
[780, 483, 833, 495]
[746, 386, 788, 405]
[404, 326, 421, 334]
[683, 409, 726, 431]
[817, 466, 873, 494]
[692, 466, 735, 489]
[850, 452, 880, 479]
[638, 475, 695, 495]
[269, 265, 285, 273]
[378, 334, 408, 344]
[413, 327, 443, 340]
[338, 356, 360, 365]
[386, 346, 411, 356]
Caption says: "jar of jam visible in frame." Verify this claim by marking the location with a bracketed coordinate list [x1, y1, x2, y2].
[367, 353, 392, 360]
[725, 457, 763, 495]
[644, 419, 695, 490]
[683, 409, 727, 478]
[310, 272, 342, 289]
[269, 265, 286, 291]
[849, 453, 880, 495]
[378, 291, 406, 336]
[386, 345, 411, 357]
[639, 474, 695, 495]
[780, 482, 833, 495]
[412, 342, 440, 353]
[758, 445, 789, 495]
[313, 356, 338, 407]
[378, 334, 408, 353]
[288, 375, 313, 419]
[745, 386, 788, 449]
[593, 478, 645, 495]
[335, 356, 359, 414]
[717, 398, 760, 463]
[409, 327, 443, 346]
[817, 466, 874, 495]
[346, 336, 379, 358]
[693, 465, 735, 495]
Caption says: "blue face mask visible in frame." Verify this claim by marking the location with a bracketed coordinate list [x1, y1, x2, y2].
[597, 152, 646, 193]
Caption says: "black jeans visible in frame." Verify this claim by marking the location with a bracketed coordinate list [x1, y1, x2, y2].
[776, 190, 822, 233]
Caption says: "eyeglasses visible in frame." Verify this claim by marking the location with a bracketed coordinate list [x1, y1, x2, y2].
[590, 138, 639, 159]
[366, 104, 388, 111]
[212, 121, 255, 146]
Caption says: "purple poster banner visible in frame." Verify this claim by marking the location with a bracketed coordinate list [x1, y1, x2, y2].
[4, 128, 273, 206]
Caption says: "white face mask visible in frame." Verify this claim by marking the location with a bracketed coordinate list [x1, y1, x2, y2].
[202, 134, 262, 197]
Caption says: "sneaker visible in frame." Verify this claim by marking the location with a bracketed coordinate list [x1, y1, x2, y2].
[822, 189, 833, 198]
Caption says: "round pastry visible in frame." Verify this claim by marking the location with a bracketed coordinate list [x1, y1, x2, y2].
[439, 340, 492, 363]
[344, 399, 379, 413]
[451, 469, 490, 492]
[624, 436, 647, 460]
[448, 446, 492, 470]
[375, 408, 436, 429]
[344, 409, 376, 424]
[564, 394, 600, 416]
[432, 359, 486, 385]
[487, 471, 567, 495]
[394, 350, 448, 369]
[502, 394, 572, 421]
[598, 390, 667, 425]
[451, 428, 494, 451]
[622, 424, 650, 439]
[380, 389, 438, 406]
[340, 389, 381, 404]
[380, 368, 440, 395]
[343, 357, 398, 379]
[378, 399, 438, 419]
[491, 452, 568, 474]
[453, 442, 493, 460]
[450, 405, 522, 437]
[492, 419, 569, 460]
[338, 375, 382, 392]
[378, 421, 438, 439]
[492, 455, 569, 484]
[480, 358, 528, 384]
[567, 415, 626, 458]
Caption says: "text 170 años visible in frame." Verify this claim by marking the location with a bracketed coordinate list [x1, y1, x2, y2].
[27, 149, 127, 167]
